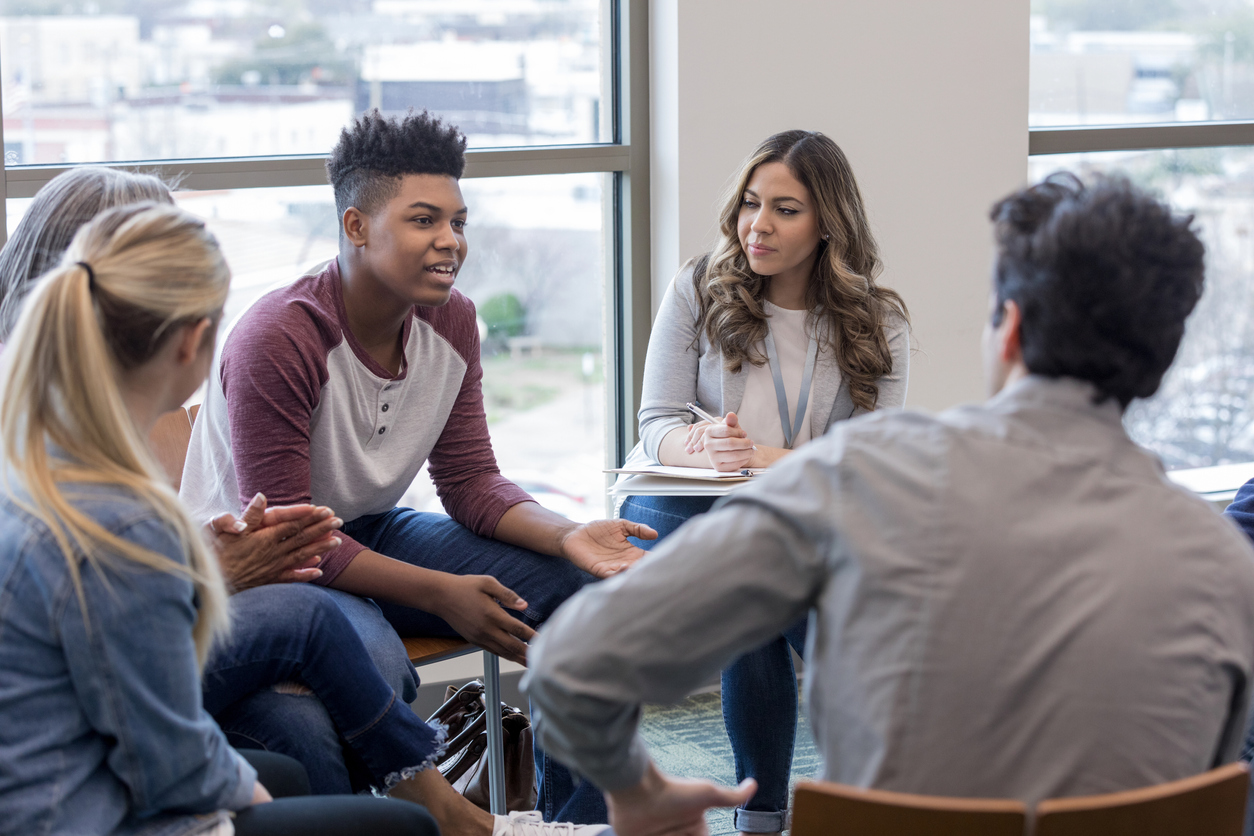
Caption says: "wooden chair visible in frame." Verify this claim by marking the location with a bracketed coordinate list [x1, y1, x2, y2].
[148, 405, 197, 490]
[791, 781, 1027, 836]
[149, 405, 510, 813]
[1034, 762, 1249, 836]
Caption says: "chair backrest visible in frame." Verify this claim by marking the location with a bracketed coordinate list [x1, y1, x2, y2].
[148, 406, 195, 490]
[791, 781, 1027, 836]
[1034, 762, 1249, 836]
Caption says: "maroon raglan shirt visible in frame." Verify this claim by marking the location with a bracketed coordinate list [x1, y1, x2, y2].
[180, 258, 531, 583]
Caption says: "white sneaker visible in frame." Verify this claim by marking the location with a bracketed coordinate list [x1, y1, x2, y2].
[491, 811, 611, 836]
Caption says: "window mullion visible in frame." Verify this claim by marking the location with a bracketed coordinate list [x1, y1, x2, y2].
[4, 144, 633, 199]
[1031, 121, 1254, 156]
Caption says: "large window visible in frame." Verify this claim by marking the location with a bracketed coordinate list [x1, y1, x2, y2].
[1030, 147, 1254, 469]
[1031, 2, 1254, 474]
[1031, 1, 1254, 126]
[0, 0, 650, 517]
[0, 0, 609, 165]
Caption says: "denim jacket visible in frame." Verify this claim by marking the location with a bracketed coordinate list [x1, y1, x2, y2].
[0, 481, 254, 836]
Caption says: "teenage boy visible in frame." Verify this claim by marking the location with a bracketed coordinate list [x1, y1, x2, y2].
[525, 174, 1254, 834]
[182, 109, 654, 826]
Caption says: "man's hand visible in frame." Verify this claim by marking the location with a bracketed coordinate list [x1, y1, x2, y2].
[432, 574, 535, 665]
[209, 493, 343, 592]
[607, 763, 756, 836]
[560, 519, 657, 578]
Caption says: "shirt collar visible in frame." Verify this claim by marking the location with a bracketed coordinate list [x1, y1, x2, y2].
[988, 374, 1125, 428]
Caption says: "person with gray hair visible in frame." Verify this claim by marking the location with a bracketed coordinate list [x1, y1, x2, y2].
[0, 167, 172, 340]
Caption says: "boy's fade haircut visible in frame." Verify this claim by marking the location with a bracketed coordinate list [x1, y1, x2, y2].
[326, 108, 467, 221]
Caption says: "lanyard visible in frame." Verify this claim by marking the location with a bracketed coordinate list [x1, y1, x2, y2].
[763, 323, 818, 449]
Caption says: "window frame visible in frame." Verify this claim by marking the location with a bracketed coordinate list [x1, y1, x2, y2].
[0, 0, 651, 475]
[1029, 35, 1254, 493]
[1030, 122, 1254, 155]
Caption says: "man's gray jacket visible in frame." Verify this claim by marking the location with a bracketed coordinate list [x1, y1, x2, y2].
[525, 375, 1254, 804]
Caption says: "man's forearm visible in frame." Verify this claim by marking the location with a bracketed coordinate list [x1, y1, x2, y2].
[492, 500, 577, 558]
[525, 674, 653, 792]
[524, 482, 824, 788]
[327, 548, 450, 609]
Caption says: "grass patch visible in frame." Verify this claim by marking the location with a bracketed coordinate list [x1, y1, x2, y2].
[480, 349, 602, 424]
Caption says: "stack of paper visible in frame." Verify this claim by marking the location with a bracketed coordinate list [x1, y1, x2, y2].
[607, 464, 767, 481]
[605, 464, 770, 497]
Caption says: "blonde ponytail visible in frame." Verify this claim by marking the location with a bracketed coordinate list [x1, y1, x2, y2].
[0, 202, 231, 666]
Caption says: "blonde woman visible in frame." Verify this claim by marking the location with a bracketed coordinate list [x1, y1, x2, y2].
[0, 203, 451, 836]
[619, 130, 909, 834]
[0, 166, 420, 796]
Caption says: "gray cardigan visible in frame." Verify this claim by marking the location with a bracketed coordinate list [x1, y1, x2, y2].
[628, 263, 910, 465]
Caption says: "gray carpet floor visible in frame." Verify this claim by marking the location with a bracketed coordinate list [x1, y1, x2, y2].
[638, 692, 820, 836]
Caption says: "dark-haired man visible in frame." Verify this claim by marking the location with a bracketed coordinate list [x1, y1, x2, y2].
[182, 110, 652, 831]
[525, 174, 1254, 834]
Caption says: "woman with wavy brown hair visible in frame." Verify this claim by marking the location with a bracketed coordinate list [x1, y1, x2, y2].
[619, 129, 909, 835]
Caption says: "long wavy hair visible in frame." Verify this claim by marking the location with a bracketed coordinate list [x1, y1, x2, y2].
[0, 203, 230, 667]
[695, 130, 908, 411]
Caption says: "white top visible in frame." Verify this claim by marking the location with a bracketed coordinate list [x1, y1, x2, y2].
[737, 302, 820, 449]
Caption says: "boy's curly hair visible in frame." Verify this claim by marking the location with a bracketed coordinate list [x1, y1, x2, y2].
[325, 109, 467, 219]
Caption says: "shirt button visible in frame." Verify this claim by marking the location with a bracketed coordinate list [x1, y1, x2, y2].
[378, 427, 387, 435]
[381, 404, 389, 412]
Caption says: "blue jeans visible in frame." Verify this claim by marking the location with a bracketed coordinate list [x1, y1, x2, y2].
[621, 494, 808, 833]
[343, 507, 608, 824]
[1240, 709, 1254, 836]
[205, 585, 437, 794]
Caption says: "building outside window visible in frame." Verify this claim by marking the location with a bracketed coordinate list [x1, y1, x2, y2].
[1031, 1, 1254, 484]
[0, 0, 649, 520]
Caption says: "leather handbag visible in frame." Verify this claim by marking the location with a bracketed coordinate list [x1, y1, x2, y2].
[427, 680, 538, 812]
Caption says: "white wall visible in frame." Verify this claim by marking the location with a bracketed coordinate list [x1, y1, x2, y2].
[650, 0, 1030, 412]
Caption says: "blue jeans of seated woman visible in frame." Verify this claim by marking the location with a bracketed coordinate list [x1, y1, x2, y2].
[343, 507, 607, 824]
[203, 584, 440, 794]
[1239, 709, 1254, 836]
[621, 494, 809, 834]
[214, 586, 418, 794]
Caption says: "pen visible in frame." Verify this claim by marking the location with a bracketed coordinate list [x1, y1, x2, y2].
[686, 402, 721, 424]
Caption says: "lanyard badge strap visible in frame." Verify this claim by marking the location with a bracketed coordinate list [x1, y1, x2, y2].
[764, 324, 819, 450]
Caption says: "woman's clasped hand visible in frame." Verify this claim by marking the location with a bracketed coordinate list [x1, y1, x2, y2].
[683, 412, 757, 472]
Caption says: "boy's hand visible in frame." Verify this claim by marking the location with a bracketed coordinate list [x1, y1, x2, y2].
[606, 763, 756, 836]
[208, 493, 343, 591]
[433, 574, 535, 665]
[560, 520, 657, 578]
